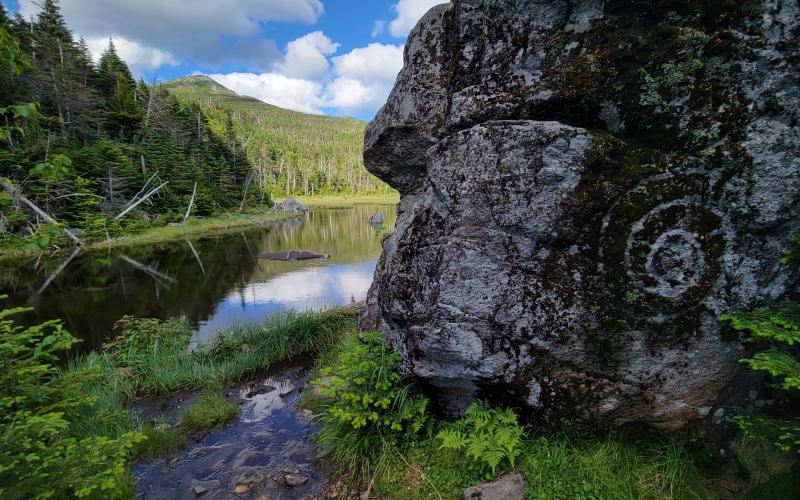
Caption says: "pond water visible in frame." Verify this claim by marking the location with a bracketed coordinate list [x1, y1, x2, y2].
[0, 204, 395, 351]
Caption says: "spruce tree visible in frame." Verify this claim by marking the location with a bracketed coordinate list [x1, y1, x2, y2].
[96, 39, 143, 139]
[0, 3, 9, 27]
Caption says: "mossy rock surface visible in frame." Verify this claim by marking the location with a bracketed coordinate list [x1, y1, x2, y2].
[361, 0, 800, 429]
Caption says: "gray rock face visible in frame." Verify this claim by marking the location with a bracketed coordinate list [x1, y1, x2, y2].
[361, 0, 800, 429]
[463, 473, 525, 500]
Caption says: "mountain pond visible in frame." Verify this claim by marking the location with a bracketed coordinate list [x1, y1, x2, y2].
[0, 203, 396, 350]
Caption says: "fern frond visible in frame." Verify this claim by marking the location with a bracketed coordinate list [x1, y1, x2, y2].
[721, 303, 800, 345]
[741, 351, 800, 391]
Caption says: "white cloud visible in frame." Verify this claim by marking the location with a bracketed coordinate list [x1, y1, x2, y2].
[210, 39, 403, 117]
[332, 43, 403, 81]
[326, 43, 403, 113]
[85, 36, 179, 74]
[277, 31, 339, 81]
[208, 72, 324, 114]
[371, 20, 386, 37]
[388, 0, 446, 38]
[17, 0, 323, 68]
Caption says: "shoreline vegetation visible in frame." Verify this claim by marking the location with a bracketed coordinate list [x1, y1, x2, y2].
[1, 299, 723, 499]
[0, 193, 399, 261]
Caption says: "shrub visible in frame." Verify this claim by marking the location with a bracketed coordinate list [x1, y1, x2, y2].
[437, 401, 524, 479]
[179, 390, 238, 432]
[103, 315, 192, 367]
[314, 331, 429, 474]
[0, 296, 144, 499]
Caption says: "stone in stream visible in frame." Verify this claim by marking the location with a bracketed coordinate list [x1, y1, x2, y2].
[190, 479, 219, 496]
[464, 473, 525, 500]
[360, 1, 800, 429]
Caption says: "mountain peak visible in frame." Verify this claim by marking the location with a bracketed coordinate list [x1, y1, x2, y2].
[162, 75, 239, 97]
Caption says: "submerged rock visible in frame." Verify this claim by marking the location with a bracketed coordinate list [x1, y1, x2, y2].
[258, 250, 330, 261]
[360, 1, 800, 429]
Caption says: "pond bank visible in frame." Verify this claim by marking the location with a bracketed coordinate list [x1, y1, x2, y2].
[0, 210, 301, 261]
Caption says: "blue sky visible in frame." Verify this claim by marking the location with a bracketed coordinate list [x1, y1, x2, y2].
[2, 0, 446, 120]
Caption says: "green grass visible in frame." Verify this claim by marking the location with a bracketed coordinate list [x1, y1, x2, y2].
[179, 390, 238, 432]
[367, 434, 710, 500]
[105, 307, 356, 396]
[133, 419, 188, 460]
[289, 194, 400, 209]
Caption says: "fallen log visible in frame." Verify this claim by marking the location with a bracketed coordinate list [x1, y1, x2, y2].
[257, 250, 330, 261]
[1, 181, 84, 246]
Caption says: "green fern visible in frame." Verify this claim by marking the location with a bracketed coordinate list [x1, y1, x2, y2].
[436, 401, 524, 478]
[721, 303, 800, 346]
[721, 247, 800, 453]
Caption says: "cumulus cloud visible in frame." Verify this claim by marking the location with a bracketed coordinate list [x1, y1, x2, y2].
[209, 36, 403, 117]
[85, 36, 179, 74]
[325, 43, 404, 113]
[332, 43, 404, 82]
[209, 72, 324, 114]
[18, 0, 323, 68]
[388, 0, 446, 38]
[277, 31, 339, 81]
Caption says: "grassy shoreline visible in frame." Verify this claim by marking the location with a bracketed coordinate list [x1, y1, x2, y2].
[0, 210, 300, 261]
[288, 193, 399, 208]
[0, 194, 399, 261]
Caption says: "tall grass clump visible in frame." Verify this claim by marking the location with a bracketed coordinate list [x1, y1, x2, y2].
[81, 306, 358, 397]
[179, 390, 238, 432]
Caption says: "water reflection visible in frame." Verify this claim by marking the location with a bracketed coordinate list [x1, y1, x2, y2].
[0, 204, 395, 351]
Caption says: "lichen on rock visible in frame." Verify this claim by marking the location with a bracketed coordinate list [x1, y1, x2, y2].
[361, 0, 799, 430]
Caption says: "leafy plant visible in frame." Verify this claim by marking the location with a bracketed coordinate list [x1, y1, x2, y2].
[437, 401, 524, 478]
[0, 295, 144, 498]
[314, 331, 429, 473]
[30, 153, 73, 182]
[721, 235, 800, 453]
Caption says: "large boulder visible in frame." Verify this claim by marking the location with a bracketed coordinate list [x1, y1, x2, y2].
[360, 0, 800, 430]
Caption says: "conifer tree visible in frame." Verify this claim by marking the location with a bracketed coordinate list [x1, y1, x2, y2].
[96, 39, 142, 139]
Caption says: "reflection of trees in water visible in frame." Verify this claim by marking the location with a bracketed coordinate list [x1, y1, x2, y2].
[0, 205, 395, 352]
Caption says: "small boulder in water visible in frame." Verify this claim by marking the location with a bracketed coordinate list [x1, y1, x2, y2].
[368, 212, 384, 225]
[272, 198, 308, 213]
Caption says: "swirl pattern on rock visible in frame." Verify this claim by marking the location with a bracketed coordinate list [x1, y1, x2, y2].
[361, 0, 800, 429]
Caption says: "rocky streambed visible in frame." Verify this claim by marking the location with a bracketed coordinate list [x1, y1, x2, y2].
[133, 358, 328, 500]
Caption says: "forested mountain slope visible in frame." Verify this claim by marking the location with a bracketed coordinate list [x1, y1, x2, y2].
[162, 75, 389, 196]
[0, 1, 262, 250]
